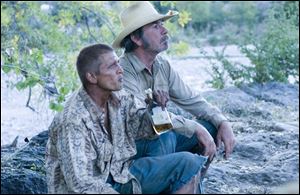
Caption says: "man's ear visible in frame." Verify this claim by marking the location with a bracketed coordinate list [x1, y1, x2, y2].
[86, 72, 97, 84]
[130, 34, 142, 47]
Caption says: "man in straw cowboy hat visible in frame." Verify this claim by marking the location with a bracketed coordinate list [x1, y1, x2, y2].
[46, 43, 210, 194]
[113, 0, 236, 182]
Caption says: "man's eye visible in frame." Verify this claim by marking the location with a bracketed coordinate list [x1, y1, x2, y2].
[108, 64, 114, 69]
[109, 63, 118, 69]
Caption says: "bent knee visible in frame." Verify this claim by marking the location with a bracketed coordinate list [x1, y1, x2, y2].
[174, 152, 207, 170]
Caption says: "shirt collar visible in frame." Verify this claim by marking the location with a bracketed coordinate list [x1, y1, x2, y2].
[78, 87, 121, 123]
[124, 52, 161, 74]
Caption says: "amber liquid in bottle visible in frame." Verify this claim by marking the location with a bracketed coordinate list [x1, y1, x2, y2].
[152, 123, 173, 134]
[145, 88, 173, 135]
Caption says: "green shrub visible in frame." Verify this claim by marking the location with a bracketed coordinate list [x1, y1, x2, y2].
[208, 2, 299, 88]
[240, 1, 299, 83]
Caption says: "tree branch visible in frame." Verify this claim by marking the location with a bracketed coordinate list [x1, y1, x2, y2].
[83, 15, 98, 42]
[81, 7, 117, 39]
[26, 87, 36, 112]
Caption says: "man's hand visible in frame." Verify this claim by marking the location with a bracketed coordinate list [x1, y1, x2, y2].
[216, 121, 235, 160]
[153, 90, 169, 110]
[194, 124, 216, 161]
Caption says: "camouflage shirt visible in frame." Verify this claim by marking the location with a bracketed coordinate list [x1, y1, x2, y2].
[45, 87, 197, 194]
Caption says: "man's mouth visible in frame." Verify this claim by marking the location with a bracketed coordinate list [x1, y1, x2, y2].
[161, 36, 169, 43]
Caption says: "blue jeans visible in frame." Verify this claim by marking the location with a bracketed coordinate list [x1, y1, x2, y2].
[107, 174, 134, 194]
[130, 152, 207, 193]
[108, 152, 207, 194]
[108, 120, 215, 193]
[133, 119, 218, 158]
[129, 119, 217, 194]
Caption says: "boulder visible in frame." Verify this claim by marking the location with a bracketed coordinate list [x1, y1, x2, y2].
[1, 131, 48, 194]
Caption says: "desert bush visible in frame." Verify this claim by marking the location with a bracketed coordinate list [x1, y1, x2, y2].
[207, 1, 299, 88]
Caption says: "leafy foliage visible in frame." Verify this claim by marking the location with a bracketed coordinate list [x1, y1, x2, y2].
[1, 1, 186, 112]
[206, 46, 254, 89]
[2, 1, 298, 109]
[240, 1, 299, 83]
[207, 1, 299, 88]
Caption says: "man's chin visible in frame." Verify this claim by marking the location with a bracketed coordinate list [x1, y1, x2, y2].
[113, 84, 123, 91]
[162, 43, 169, 51]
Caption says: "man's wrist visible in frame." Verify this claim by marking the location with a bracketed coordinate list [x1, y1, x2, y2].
[218, 120, 230, 130]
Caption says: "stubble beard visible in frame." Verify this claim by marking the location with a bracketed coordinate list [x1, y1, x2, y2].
[141, 36, 168, 54]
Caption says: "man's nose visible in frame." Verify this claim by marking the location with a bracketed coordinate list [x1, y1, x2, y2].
[162, 25, 168, 35]
[117, 64, 123, 74]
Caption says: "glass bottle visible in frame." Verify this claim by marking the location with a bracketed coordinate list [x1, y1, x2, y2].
[145, 88, 173, 135]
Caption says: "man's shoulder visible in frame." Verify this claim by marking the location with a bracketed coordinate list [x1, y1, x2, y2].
[64, 90, 86, 114]
[50, 90, 87, 129]
[114, 89, 144, 107]
[113, 89, 133, 102]
[155, 54, 173, 74]
[156, 54, 172, 67]
[119, 52, 130, 66]
[156, 54, 169, 61]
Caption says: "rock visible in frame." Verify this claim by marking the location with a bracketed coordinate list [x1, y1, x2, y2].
[273, 180, 299, 194]
[271, 122, 299, 132]
[1, 130, 48, 194]
[239, 82, 299, 108]
[1, 136, 19, 149]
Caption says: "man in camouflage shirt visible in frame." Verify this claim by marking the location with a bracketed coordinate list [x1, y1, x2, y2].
[45, 44, 211, 193]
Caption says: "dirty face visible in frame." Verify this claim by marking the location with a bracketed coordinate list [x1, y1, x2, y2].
[95, 52, 123, 92]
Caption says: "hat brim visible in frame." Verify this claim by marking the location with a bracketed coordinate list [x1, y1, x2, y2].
[112, 11, 178, 49]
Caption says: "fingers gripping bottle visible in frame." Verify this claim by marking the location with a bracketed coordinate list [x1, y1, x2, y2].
[145, 88, 173, 135]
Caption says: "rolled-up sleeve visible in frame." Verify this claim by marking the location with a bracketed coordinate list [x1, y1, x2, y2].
[165, 59, 227, 129]
[168, 112, 199, 138]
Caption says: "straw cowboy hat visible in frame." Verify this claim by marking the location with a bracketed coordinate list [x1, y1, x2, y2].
[112, 1, 178, 49]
